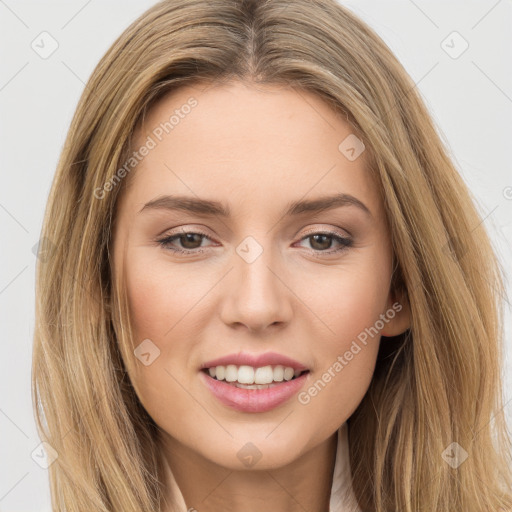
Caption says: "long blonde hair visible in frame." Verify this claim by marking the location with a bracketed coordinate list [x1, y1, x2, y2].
[32, 0, 512, 510]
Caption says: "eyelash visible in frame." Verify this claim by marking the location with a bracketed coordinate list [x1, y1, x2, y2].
[156, 228, 353, 258]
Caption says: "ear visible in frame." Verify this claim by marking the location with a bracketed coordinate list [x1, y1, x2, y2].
[380, 287, 411, 337]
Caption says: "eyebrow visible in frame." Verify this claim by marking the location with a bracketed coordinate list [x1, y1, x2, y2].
[138, 193, 372, 218]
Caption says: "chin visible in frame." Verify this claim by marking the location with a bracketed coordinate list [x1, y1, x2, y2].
[198, 433, 307, 471]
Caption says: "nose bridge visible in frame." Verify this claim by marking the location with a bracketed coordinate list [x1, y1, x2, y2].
[235, 233, 282, 299]
[220, 233, 291, 330]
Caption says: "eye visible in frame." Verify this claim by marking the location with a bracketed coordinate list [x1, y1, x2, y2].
[295, 231, 353, 256]
[157, 229, 213, 254]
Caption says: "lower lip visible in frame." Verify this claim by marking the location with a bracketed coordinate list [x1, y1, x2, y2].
[199, 370, 309, 413]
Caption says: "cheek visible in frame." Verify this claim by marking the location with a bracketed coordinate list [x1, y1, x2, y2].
[297, 298, 382, 431]
[295, 262, 390, 419]
[309, 263, 390, 349]
[122, 251, 198, 383]
[122, 252, 204, 423]
[125, 250, 201, 343]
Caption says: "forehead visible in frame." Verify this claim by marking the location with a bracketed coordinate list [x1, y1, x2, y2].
[122, 80, 382, 219]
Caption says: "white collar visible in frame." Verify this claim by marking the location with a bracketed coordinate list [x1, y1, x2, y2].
[164, 421, 361, 511]
[329, 421, 362, 512]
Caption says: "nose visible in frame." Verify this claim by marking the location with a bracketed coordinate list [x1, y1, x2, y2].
[218, 243, 293, 333]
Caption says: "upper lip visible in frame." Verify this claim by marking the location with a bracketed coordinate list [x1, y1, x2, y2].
[200, 351, 309, 371]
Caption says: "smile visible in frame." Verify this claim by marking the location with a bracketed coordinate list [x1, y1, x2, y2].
[200, 365, 310, 413]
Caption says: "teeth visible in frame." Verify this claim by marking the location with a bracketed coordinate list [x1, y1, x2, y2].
[205, 364, 305, 384]
[215, 366, 225, 380]
[274, 365, 284, 381]
[234, 382, 278, 390]
[237, 365, 254, 384]
[254, 366, 274, 384]
[284, 367, 294, 381]
[225, 364, 238, 382]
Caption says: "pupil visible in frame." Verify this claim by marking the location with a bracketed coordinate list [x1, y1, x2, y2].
[181, 233, 201, 249]
[311, 234, 331, 250]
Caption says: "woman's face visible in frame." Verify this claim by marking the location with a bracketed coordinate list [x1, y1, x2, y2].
[112, 80, 409, 470]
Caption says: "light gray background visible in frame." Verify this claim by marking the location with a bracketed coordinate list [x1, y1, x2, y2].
[1, 1, 511, 510]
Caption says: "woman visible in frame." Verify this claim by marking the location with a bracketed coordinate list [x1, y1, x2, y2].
[32, 0, 512, 510]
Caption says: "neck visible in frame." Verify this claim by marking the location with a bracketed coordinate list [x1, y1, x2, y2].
[159, 430, 338, 512]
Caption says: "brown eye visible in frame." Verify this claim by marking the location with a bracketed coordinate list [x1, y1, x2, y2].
[297, 231, 353, 256]
[157, 230, 213, 254]
[309, 234, 334, 251]
[177, 233, 204, 249]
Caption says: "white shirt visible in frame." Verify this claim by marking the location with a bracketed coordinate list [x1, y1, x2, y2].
[164, 421, 362, 512]
[329, 422, 362, 512]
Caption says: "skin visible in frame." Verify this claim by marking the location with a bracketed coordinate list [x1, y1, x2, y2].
[111, 80, 411, 512]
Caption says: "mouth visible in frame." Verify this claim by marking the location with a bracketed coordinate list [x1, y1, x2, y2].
[201, 365, 310, 389]
[199, 365, 311, 413]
